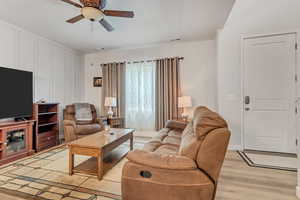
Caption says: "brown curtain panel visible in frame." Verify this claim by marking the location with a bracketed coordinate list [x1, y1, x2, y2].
[101, 62, 125, 117]
[155, 57, 181, 130]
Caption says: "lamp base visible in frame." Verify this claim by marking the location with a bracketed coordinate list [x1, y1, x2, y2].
[181, 113, 189, 122]
[107, 107, 114, 118]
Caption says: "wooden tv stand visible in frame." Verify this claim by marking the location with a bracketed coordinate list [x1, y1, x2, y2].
[0, 120, 34, 165]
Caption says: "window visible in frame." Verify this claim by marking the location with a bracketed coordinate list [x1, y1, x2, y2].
[125, 62, 155, 130]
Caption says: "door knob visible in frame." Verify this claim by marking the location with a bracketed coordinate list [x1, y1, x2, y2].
[245, 96, 250, 104]
[245, 107, 250, 111]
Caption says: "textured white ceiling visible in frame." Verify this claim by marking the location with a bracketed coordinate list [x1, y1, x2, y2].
[0, 0, 235, 53]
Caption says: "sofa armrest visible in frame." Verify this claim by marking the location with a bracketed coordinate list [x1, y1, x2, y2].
[165, 120, 188, 130]
[63, 120, 77, 142]
[95, 118, 105, 130]
[63, 120, 76, 127]
[127, 150, 197, 170]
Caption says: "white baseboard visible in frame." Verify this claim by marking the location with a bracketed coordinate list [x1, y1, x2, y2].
[296, 186, 300, 199]
[229, 145, 243, 151]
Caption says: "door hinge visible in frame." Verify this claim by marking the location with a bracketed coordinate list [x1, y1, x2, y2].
[296, 43, 298, 50]
[296, 139, 298, 146]
[295, 74, 298, 82]
[295, 107, 298, 114]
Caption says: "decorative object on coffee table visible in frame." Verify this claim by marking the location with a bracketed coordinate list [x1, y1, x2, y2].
[104, 97, 117, 118]
[32, 103, 59, 152]
[68, 128, 134, 180]
[178, 96, 192, 121]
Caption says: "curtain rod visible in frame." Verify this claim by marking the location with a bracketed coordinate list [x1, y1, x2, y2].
[100, 57, 184, 66]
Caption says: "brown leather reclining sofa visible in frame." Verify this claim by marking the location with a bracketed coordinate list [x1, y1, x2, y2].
[122, 106, 230, 200]
[63, 104, 104, 142]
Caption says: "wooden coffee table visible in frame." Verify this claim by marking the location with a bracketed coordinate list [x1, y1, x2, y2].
[68, 128, 134, 180]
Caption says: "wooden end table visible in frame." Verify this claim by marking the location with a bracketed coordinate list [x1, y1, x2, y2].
[68, 128, 134, 180]
[98, 116, 125, 128]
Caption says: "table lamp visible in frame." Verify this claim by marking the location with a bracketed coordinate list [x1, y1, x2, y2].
[178, 96, 192, 120]
[104, 97, 117, 118]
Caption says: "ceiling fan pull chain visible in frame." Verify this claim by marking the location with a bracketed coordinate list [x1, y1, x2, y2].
[90, 21, 94, 32]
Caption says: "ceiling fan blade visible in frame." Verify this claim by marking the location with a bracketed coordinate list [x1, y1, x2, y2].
[66, 15, 85, 23]
[103, 10, 134, 18]
[99, 0, 107, 9]
[99, 19, 114, 32]
[61, 0, 82, 8]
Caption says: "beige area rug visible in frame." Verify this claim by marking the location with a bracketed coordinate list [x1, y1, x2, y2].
[238, 150, 297, 172]
[0, 140, 297, 200]
[0, 139, 145, 200]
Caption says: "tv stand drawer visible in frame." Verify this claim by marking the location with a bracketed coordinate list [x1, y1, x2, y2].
[38, 131, 56, 139]
[38, 131, 57, 146]
[38, 140, 56, 151]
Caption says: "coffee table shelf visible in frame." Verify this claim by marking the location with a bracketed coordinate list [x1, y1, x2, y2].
[73, 146, 129, 176]
[68, 128, 134, 180]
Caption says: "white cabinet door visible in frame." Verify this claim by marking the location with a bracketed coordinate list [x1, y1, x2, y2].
[243, 33, 297, 153]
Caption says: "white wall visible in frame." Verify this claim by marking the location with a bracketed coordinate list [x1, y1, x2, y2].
[217, 0, 300, 149]
[84, 40, 217, 116]
[0, 19, 84, 137]
[217, 0, 300, 197]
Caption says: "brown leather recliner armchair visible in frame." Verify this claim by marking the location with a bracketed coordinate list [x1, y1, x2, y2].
[121, 106, 231, 200]
[63, 104, 104, 142]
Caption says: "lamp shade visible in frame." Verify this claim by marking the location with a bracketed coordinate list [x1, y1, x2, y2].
[104, 97, 117, 107]
[178, 96, 192, 108]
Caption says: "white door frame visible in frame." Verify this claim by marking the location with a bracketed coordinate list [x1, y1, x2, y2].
[241, 31, 299, 152]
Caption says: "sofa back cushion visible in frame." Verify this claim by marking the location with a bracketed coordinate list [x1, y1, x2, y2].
[178, 122, 201, 160]
[178, 106, 230, 182]
[193, 106, 227, 139]
[74, 103, 93, 122]
[64, 105, 76, 121]
[64, 104, 98, 124]
[196, 128, 230, 182]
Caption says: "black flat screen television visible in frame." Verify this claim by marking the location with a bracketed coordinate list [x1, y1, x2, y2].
[0, 67, 33, 119]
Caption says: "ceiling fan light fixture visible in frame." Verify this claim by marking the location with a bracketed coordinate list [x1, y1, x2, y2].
[81, 7, 104, 20]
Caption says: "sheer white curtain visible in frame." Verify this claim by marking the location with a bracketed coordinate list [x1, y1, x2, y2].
[125, 61, 155, 130]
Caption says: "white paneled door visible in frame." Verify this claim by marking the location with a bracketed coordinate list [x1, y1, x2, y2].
[243, 33, 297, 153]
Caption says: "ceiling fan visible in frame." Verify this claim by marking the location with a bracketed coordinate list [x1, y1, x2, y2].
[61, 0, 134, 32]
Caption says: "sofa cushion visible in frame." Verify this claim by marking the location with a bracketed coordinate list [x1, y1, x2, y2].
[178, 122, 201, 160]
[64, 105, 76, 121]
[167, 130, 182, 138]
[196, 128, 231, 182]
[159, 128, 170, 134]
[75, 124, 102, 135]
[154, 145, 179, 155]
[126, 150, 197, 170]
[76, 120, 93, 125]
[178, 107, 228, 160]
[162, 136, 181, 147]
[193, 106, 227, 139]
[143, 142, 162, 152]
[165, 120, 187, 131]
